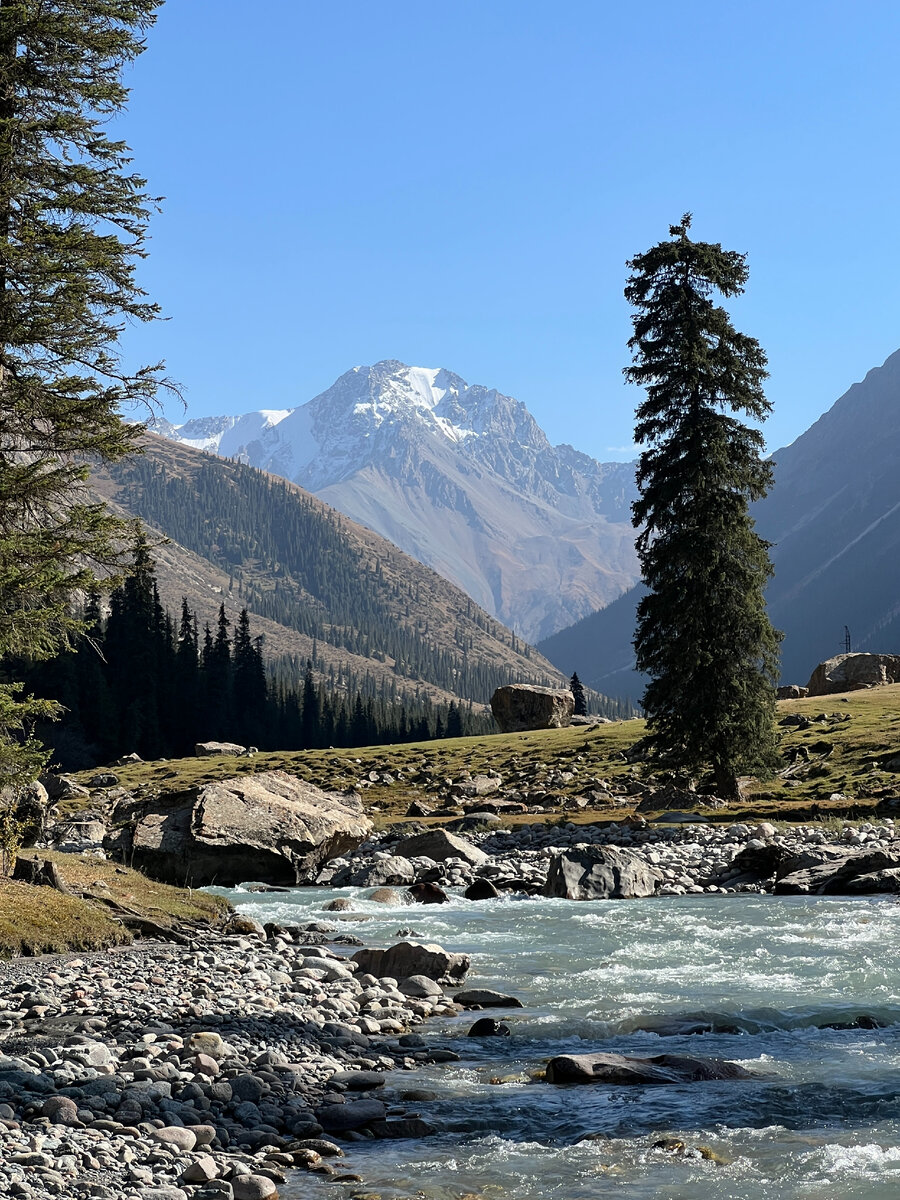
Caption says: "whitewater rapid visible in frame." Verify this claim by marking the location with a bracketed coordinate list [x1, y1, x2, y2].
[227, 887, 900, 1199]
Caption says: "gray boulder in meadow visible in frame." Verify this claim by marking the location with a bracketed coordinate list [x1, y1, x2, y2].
[806, 652, 900, 696]
[490, 683, 574, 732]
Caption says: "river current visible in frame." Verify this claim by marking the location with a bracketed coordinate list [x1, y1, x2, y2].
[226, 887, 900, 1199]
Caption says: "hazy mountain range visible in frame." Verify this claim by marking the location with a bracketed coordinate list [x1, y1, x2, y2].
[539, 347, 900, 698]
[152, 360, 639, 643]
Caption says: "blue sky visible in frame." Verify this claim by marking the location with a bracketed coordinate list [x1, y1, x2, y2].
[118, 0, 900, 461]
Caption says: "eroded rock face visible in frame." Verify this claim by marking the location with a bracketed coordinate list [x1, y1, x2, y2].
[545, 1051, 753, 1086]
[542, 846, 663, 900]
[806, 653, 900, 696]
[117, 771, 371, 886]
[490, 684, 574, 732]
[351, 941, 470, 985]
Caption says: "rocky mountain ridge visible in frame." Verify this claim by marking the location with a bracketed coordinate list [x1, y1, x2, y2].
[540, 346, 900, 697]
[152, 360, 639, 642]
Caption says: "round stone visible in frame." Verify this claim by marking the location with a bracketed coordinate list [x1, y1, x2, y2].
[152, 1125, 198, 1152]
[232, 1175, 279, 1200]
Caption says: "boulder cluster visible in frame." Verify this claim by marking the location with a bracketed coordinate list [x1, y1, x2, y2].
[320, 817, 900, 900]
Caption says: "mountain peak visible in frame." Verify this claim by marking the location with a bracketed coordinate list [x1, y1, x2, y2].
[154, 361, 640, 640]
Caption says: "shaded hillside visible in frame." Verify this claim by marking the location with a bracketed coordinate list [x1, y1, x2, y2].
[93, 434, 567, 707]
[540, 347, 900, 697]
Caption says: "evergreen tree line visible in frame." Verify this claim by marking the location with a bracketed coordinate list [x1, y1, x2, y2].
[109, 452, 555, 703]
[22, 541, 492, 770]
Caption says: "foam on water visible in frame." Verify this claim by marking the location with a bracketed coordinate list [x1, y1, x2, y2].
[219, 887, 900, 1198]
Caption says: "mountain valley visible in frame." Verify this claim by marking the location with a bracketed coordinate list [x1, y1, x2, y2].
[153, 360, 640, 642]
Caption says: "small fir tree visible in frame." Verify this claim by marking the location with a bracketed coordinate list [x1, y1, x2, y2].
[625, 215, 781, 800]
[570, 672, 587, 716]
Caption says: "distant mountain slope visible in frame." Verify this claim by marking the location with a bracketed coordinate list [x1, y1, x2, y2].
[92, 434, 568, 708]
[540, 347, 900, 698]
[152, 361, 639, 642]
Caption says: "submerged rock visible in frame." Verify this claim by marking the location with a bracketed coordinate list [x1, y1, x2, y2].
[545, 1051, 753, 1085]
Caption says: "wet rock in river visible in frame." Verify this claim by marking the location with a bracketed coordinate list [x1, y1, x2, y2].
[453, 989, 524, 1008]
[468, 1018, 511, 1037]
[545, 1051, 753, 1085]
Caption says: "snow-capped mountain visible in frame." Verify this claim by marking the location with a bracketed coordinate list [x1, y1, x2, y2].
[153, 361, 639, 641]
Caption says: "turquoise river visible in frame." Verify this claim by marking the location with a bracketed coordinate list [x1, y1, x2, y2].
[225, 886, 900, 1199]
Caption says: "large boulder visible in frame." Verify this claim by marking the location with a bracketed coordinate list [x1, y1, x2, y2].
[393, 829, 488, 867]
[542, 846, 663, 900]
[351, 941, 470, 985]
[331, 855, 416, 887]
[545, 1051, 753, 1086]
[775, 846, 900, 894]
[490, 684, 574, 733]
[117, 771, 371, 886]
[806, 653, 900, 696]
[194, 741, 247, 757]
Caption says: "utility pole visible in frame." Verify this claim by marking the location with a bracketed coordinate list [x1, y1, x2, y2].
[843, 626, 851, 654]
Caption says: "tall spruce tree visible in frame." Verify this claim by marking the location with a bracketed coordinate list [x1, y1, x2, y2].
[625, 215, 781, 800]
[0, 1, 166, 788]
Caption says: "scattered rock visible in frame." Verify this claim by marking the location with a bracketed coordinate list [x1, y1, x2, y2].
[195, 741, 246, 756]
[393, 829, 488, 867]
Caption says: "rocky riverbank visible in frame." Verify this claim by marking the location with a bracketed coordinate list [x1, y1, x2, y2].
[0, 917, 472, 1200]
[319, 816, 900, 898]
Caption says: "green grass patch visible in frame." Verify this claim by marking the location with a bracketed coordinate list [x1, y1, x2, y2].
[0, 880, 131, 959]
[66, 685, 900, 827]
[0, 854, 231, 960]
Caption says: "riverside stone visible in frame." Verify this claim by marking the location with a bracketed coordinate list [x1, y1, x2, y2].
[120, 770, 372, 886]
[393, 829, 488, 867]
[231, 1177, 279, 1200]
[351, 941, 470, 985]
[543, 846, 663, 899]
